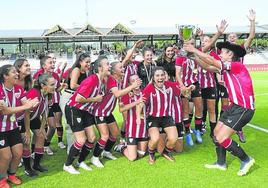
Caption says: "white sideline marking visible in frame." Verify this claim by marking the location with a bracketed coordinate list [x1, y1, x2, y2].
[255, 93, 268, 97]
[247, 123, 268, 133]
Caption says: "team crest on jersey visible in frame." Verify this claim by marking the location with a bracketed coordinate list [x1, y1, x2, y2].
[129, 138, 133, 143]
[0, 140, 5, 146]
[99, 117, 104, 121]
[76, 118, 81, 123]
[15, 91, 21, 98]
[166, 88, 172, 94]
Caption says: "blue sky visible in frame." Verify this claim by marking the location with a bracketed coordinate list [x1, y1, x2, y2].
[0, 0, 267, 29]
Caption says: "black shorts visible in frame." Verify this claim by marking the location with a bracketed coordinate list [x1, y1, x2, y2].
[94, 114, 116, 125]
[182, 82, 202, 99]
[48, 103, 62, 117]
[218, 84, 228, 98]
[147, 116, 175, 131]
[176, 123, 184, 138]
[65, 105, 95, 133]
[20, 118, 42, 133]
[0, 128, 22, 149]
[201, 87, 217, 100]
[126, 137, 148, 145]
[219, 104, 255, 131]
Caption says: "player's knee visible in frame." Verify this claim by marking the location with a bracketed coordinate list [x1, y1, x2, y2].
[215, 134, 225, 144]
[76, 137, 86, 146]
[100, 134, 109, 142]
[150, 135, 160, 144]
[1, 153, 12, 163]
[128, 154, 137, 161]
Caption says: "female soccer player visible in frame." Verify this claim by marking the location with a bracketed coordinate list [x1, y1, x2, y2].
[21, 74, 55, 173]
[184, 41, 255, 176]
[139, 66, 179, 164]
[63, 55, 110, 174]
[0, 65, 38, 188]
[90, 60, 141, 168]
[114, 74, 148, 161]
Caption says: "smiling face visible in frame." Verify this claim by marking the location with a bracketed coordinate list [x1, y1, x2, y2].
[99, 58, 111, 77]
[143, 50, 153, 64]
[80, 57, 91, 72]
[4, 66, 18, 85]
[111, 62, 124, 78]
[219, 48, 234, 62]
[201, 36, 211, 48]
[42, 57, 55, 73]
[153, 69, 165, 88]
[228, 33, 238, 44]
[19, 60, 31, 77]
[165, 47, 174, 60]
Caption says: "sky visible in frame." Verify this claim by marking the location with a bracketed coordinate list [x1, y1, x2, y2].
[0, 0, 267, 30]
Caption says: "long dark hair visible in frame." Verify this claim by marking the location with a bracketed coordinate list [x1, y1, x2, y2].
[66, 52, 90, 83]
[0, 64, 14, 84]
[157, 44, 175, 63]
[14, 58, 33, 91]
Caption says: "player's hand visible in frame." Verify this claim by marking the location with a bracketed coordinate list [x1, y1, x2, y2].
[60, 82, 68, 89]
[134, 40, 144, 48]
[247, 9, 256, 22]
[93, 95, 103, 103]
[196, 28, 203, 37]
[217, 20, 228, 34]
[0, 100, 6, 111]
[23, 131, 31, 145]
[24, 98, 39, 109]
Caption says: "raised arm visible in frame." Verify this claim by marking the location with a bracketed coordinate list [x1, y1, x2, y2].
[184, 42, 221, 69]
[122, 40, 144, 67]
[194, 55, 221, 73]
[244, 9, 256, 49]
[202, 20, 228, 52]
[111, 79, 141, 98]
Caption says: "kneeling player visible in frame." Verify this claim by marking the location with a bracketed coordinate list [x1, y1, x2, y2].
[115, 74, 148, 161]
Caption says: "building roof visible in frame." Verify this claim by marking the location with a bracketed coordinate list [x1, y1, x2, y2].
[0, 23, 267, 44]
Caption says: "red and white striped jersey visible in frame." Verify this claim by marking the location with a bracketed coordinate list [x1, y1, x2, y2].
[198, 50, 220, 88]
[175, 56, 198, 86]
[121, 92, 147, 138]
[169, 82, 183, 123]
[23, 88, 48, 120]
[0, 84, 24, 132]
[90, 75, 120, 117]
[33, 69, 61, 104]
[220, 61, 255, 110]
[68, 74, 102, 112]
[122, 61, 140, 89]
[142, 81, 180, 117]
